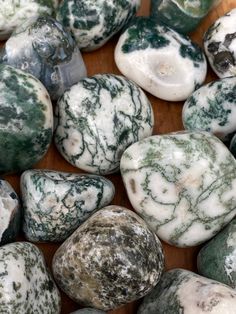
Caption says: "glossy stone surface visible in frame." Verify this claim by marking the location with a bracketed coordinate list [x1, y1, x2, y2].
[56, 0, 141, 51]
[230, 134, 236, 157]
[21, 169, 115, 242]
[0, 15, 87, 100]
[0, 241, 61, 313]
[55, 74, 154, 175]
[0, 0, 57, 40]
[204, 8, 236, 78]
[182, 77, 236, 141]
[138, 269, 236, 314]
[0, 65, 53, 174]
[115, 17, 207, 101]
[198, 218, 236, 289]
[71, 309, 106, 314]
[151, 0, 220, 34]
[120, 131, 236, 247]
[0, 179, 21, 245]
[52, 205, 164, 311]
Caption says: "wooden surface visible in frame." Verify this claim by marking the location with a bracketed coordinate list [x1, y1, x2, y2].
[1, 1, 236, 313]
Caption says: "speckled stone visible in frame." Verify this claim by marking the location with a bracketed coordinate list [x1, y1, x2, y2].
[71, 309, 106, 314]
[204, 8, 236, 78]
[0, 15, 87, 100]
[230, 134, 236, 158]
[138, 269, 236, 314]
[0, 179, 21, 245]
[52, 205, 164, 311]
[0, 65, 53, 174]
[56, 0, 141, 51]
[198, 218, 236, 289]
[55, 74, 154, 175]
[150, 0, 221, 34]
[21, 169, 115, 242]
[182, 77, 236, 141]
[115, 17, 207, 101]
[0, 0, 58, 40]
[0, 241, 61, 313]
[120, 131, 236, 247]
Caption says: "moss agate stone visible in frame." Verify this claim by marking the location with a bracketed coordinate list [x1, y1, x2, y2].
[198, 219, 236, 289]
[52, 205, 164, 311]
[0, 179, 21, 245]
[182, 77, 236, 141]
[138, 269, 236, 314]
[0, 65, 53, 174]
[0, 15, 87, 100]
[120, 131, 236, 247]
[71, 309, 106, 314]
[21, 169, 115, 242]
[55, 74, 154, 175]
[115, 17, 207, 101]
[56, 0, 141, 51]
[204, 9, 236, 78]
[151, 0, 220, 34]
[0, 241, 61, 313]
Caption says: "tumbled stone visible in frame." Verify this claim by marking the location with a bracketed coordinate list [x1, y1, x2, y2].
[230, 134, 236, 157]
[0, 179, 21, 245]
[0, 241, 61, 313]
[0, 15, 87, 100]
[151, 0, 221, 34]
[198, 218, 236, 289]
[21, 169, 115, 242]
[71, 309, 106, 314]
[0, 65, 53, 174]
[56, 0, 141, 51]
[138, 269, 236, 314]
[0, 0, 57, 40]
[55, 74, 154, 174]
[204, 8, 236, 78]
[182, 76, 236, 141]
[115, 17, 207, 101]
[52, 205, 164, 311]
[120, 131, 236, 247]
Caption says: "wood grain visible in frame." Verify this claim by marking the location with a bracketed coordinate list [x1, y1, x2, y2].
[1, 1, 235, 313]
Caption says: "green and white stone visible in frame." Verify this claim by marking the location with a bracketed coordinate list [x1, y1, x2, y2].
[115, 17, 207, 101]
[0, 65, 53, 174]
[204, 8, 236, 78]
[138, 269, 236, 314]
[182, 77, 236, 141]
[198, 218, 236, 289]
[56, 0, 140, 51]
[230, 134, 236, 158]
[71, 309, 106, 314]
[151, 0, 221, 34]
[120, 131, 236, 247]
[0, 179, 21, 245]
[55, 74, 154, 175]
[0, 241, 61, 313]
[21, 169, 115, 242]
[52, 205, 164, 311]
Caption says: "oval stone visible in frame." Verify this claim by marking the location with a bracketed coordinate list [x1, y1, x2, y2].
[0, 179, 21, 245]
[138, 269, 236, 314]
[56, 0, 141, 51]
[0, 242, 61, 313]
[71, 309, 106, 314]
[21, 169, 115, 242]
[52, 205, 164, 311]
[120, 131, 236, 247]
[55, 74, 154, 175]
[204, 8, 236, 78]
[115, 17, 207, 101]
[182, 76, 236, 141]
[0, 15, 87, 100]
[198, 218, 236, 289]
[0, 65, 53, 174]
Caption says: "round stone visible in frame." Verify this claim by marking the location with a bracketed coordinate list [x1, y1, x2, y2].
[115, 17, 207, 101]
[52, 205, 164, 311]
[204, 8, 236, 78]
[55, 74, 154, 175]
[0, 15, 87, 100]
[56, 0, 141, 51]
[0, 65, 53, 174]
